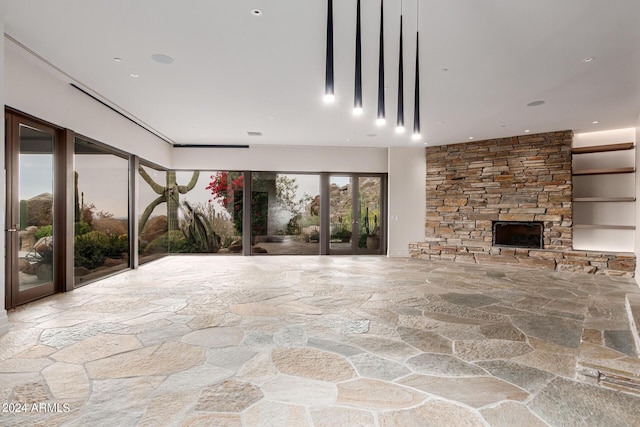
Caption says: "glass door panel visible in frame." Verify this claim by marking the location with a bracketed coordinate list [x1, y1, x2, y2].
[328, 174, 384, 255]
[329, 176, 354, 252]
[6, 122, 57, 306]
[357, 176, 381, 253]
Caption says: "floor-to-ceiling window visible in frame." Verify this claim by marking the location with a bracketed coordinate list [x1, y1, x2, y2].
[73, 138, 130, 286]
[138, 163, 169, 263]
[251, 172, 320, 255]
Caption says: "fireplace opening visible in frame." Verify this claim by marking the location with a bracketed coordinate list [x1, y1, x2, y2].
[492, 221, 543, 249]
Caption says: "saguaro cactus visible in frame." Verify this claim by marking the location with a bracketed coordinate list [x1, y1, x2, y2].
[138, 168, 199, 233]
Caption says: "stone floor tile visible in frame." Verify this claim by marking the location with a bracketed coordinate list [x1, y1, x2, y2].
[406, 353, 488, 376]
[397, 327, 453, 354]
[349, 352, 411, 381]
[310, 406, 376, 427]
[476, 360, 555, 393]
[454, 339, 533, 361]
[512, 350, 577, 378]
[480, 401, 548, 427]
[271, 347, 356, 382]
[243, 400, 310, 427]
[195, 379, 263, 412]
[86, 342, 206, 379]
[336, 378, 427, 410]
[511, 314, 583, 349]
[137, 391, 197, 427]
[379, 400, 487, 427]
[0, 358, 52, 373]
[181, 327, 244, 348]
[340, 335, 421, 361]
[603, 330, 637, 357]
[261, 375, 337, 406]
[440, 292, 500, 308]
[39, 323, 125, 349]
[479, 322, 526, 341]
[10, 381, 52, 404]
[42, 362, 89, 400]
[307, 337, 365, 357]
[0, 329, 46, 361]
[206, 347, 256, 371]
[273, 324, 308, 347]
[399, 375, 529, 408]
[182, 413, 242, 427]
[529, 377, 640, 427]
[235, 352, 278, 385]
[156, 364, 234, 393]
[51, 333, 142, 364]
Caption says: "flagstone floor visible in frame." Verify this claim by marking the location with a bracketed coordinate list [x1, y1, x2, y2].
[2, 256, 640, 426]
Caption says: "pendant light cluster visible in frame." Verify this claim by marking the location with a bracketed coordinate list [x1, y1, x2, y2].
[324, 0, 422, 141]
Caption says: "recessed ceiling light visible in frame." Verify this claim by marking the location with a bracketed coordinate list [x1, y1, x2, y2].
[527, 100, 545, 107]
[152, 53, 175, 64]
[468, 137, 474, 140]
[441, 68, 449, 72]
[366, 133, 377, 137]
[592, 120, 599, 124]
[501, 125, 507, 128]
[251, 8, 263, 16]
[582, 57, 595, 63]
[129, 73, 139, 78]
[247, 131, 263, 136]
[437, 121, 444, 125]
[346, 138, 351, 142]
[423, 142, 428, 146]
[268, 115, 277, 119]
[113, 57, 122, 62]
[524, 129, 531, 133]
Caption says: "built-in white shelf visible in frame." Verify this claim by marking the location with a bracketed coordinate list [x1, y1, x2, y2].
[573, 224, 635, 230]
[573, 197, 636, 202]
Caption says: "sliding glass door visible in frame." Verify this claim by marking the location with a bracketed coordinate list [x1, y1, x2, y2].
[5, 114, 59, 307]
[329, 174, 384, 255]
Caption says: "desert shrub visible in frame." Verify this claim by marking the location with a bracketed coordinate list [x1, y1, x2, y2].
[74, 231, 129, 269]
[35, 225, 53, 241]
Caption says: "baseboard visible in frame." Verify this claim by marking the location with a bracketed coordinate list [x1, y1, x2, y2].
[0, 309, 9, 336]
[387, 249, 409, 257]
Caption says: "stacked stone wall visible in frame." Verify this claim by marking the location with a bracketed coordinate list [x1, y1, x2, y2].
[409, 131, 635, 277]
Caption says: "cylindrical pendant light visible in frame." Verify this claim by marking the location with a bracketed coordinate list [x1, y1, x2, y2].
[324, 0, 335, 103]
[412, 32, 421, 140]
[376, 0, 385, 126]
[353, 0, 363, 115]
[396, 12, 405, 133]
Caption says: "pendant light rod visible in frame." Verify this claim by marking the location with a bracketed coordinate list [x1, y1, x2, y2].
[377, 0, 385, 124]
[354, 0, 363, 113]
[324, 0, 335, 102]
[413, 0, 421, 139]
[413, 31, 420, 138]
[396, 13, 404, 131]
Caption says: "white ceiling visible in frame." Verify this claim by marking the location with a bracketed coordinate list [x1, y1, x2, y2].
[2, 0, 640, 148]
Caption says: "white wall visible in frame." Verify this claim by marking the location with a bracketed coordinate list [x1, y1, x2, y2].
[171, 145, 388, 173]
[636, 116, 640, 282]
[0, 17, 9, 335]
[4, 39, 171, 167]
[387, 147, 426, 257]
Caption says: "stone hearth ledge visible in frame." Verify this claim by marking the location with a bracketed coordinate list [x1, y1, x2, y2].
[409, 242, 636, 277]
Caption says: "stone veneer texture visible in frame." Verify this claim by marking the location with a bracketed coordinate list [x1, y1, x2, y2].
[410, 130, 636, 277]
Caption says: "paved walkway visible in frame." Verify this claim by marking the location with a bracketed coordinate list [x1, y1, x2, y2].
[2, 256, 640, 426]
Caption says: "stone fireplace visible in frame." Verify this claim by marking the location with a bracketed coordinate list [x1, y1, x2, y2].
[493, 221, 543, 249]
[409, 130, 635, 276]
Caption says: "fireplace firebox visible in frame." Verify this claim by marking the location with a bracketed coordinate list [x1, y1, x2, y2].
[492, 221, 543, 249]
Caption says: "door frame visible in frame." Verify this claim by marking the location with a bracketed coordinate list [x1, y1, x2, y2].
[325, 173, 387, 255]
[5, 109, 71, 309]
